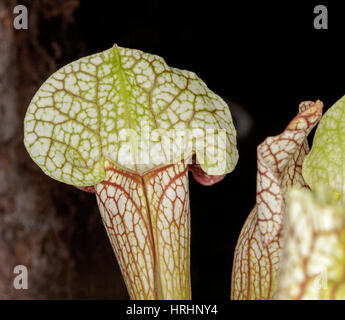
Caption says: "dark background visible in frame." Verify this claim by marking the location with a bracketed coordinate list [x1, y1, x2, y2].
[0, 0, 343, 299]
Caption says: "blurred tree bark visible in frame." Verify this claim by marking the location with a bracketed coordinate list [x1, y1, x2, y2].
[0, 0, 127, 299]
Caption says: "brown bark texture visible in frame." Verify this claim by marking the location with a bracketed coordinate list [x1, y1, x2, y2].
[0, 0, 127, 299]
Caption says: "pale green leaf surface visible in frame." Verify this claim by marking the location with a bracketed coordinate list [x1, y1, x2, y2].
[276, 187, 345, 299]
[302, 95, 345, 202]
[24, 44, 238, 186]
